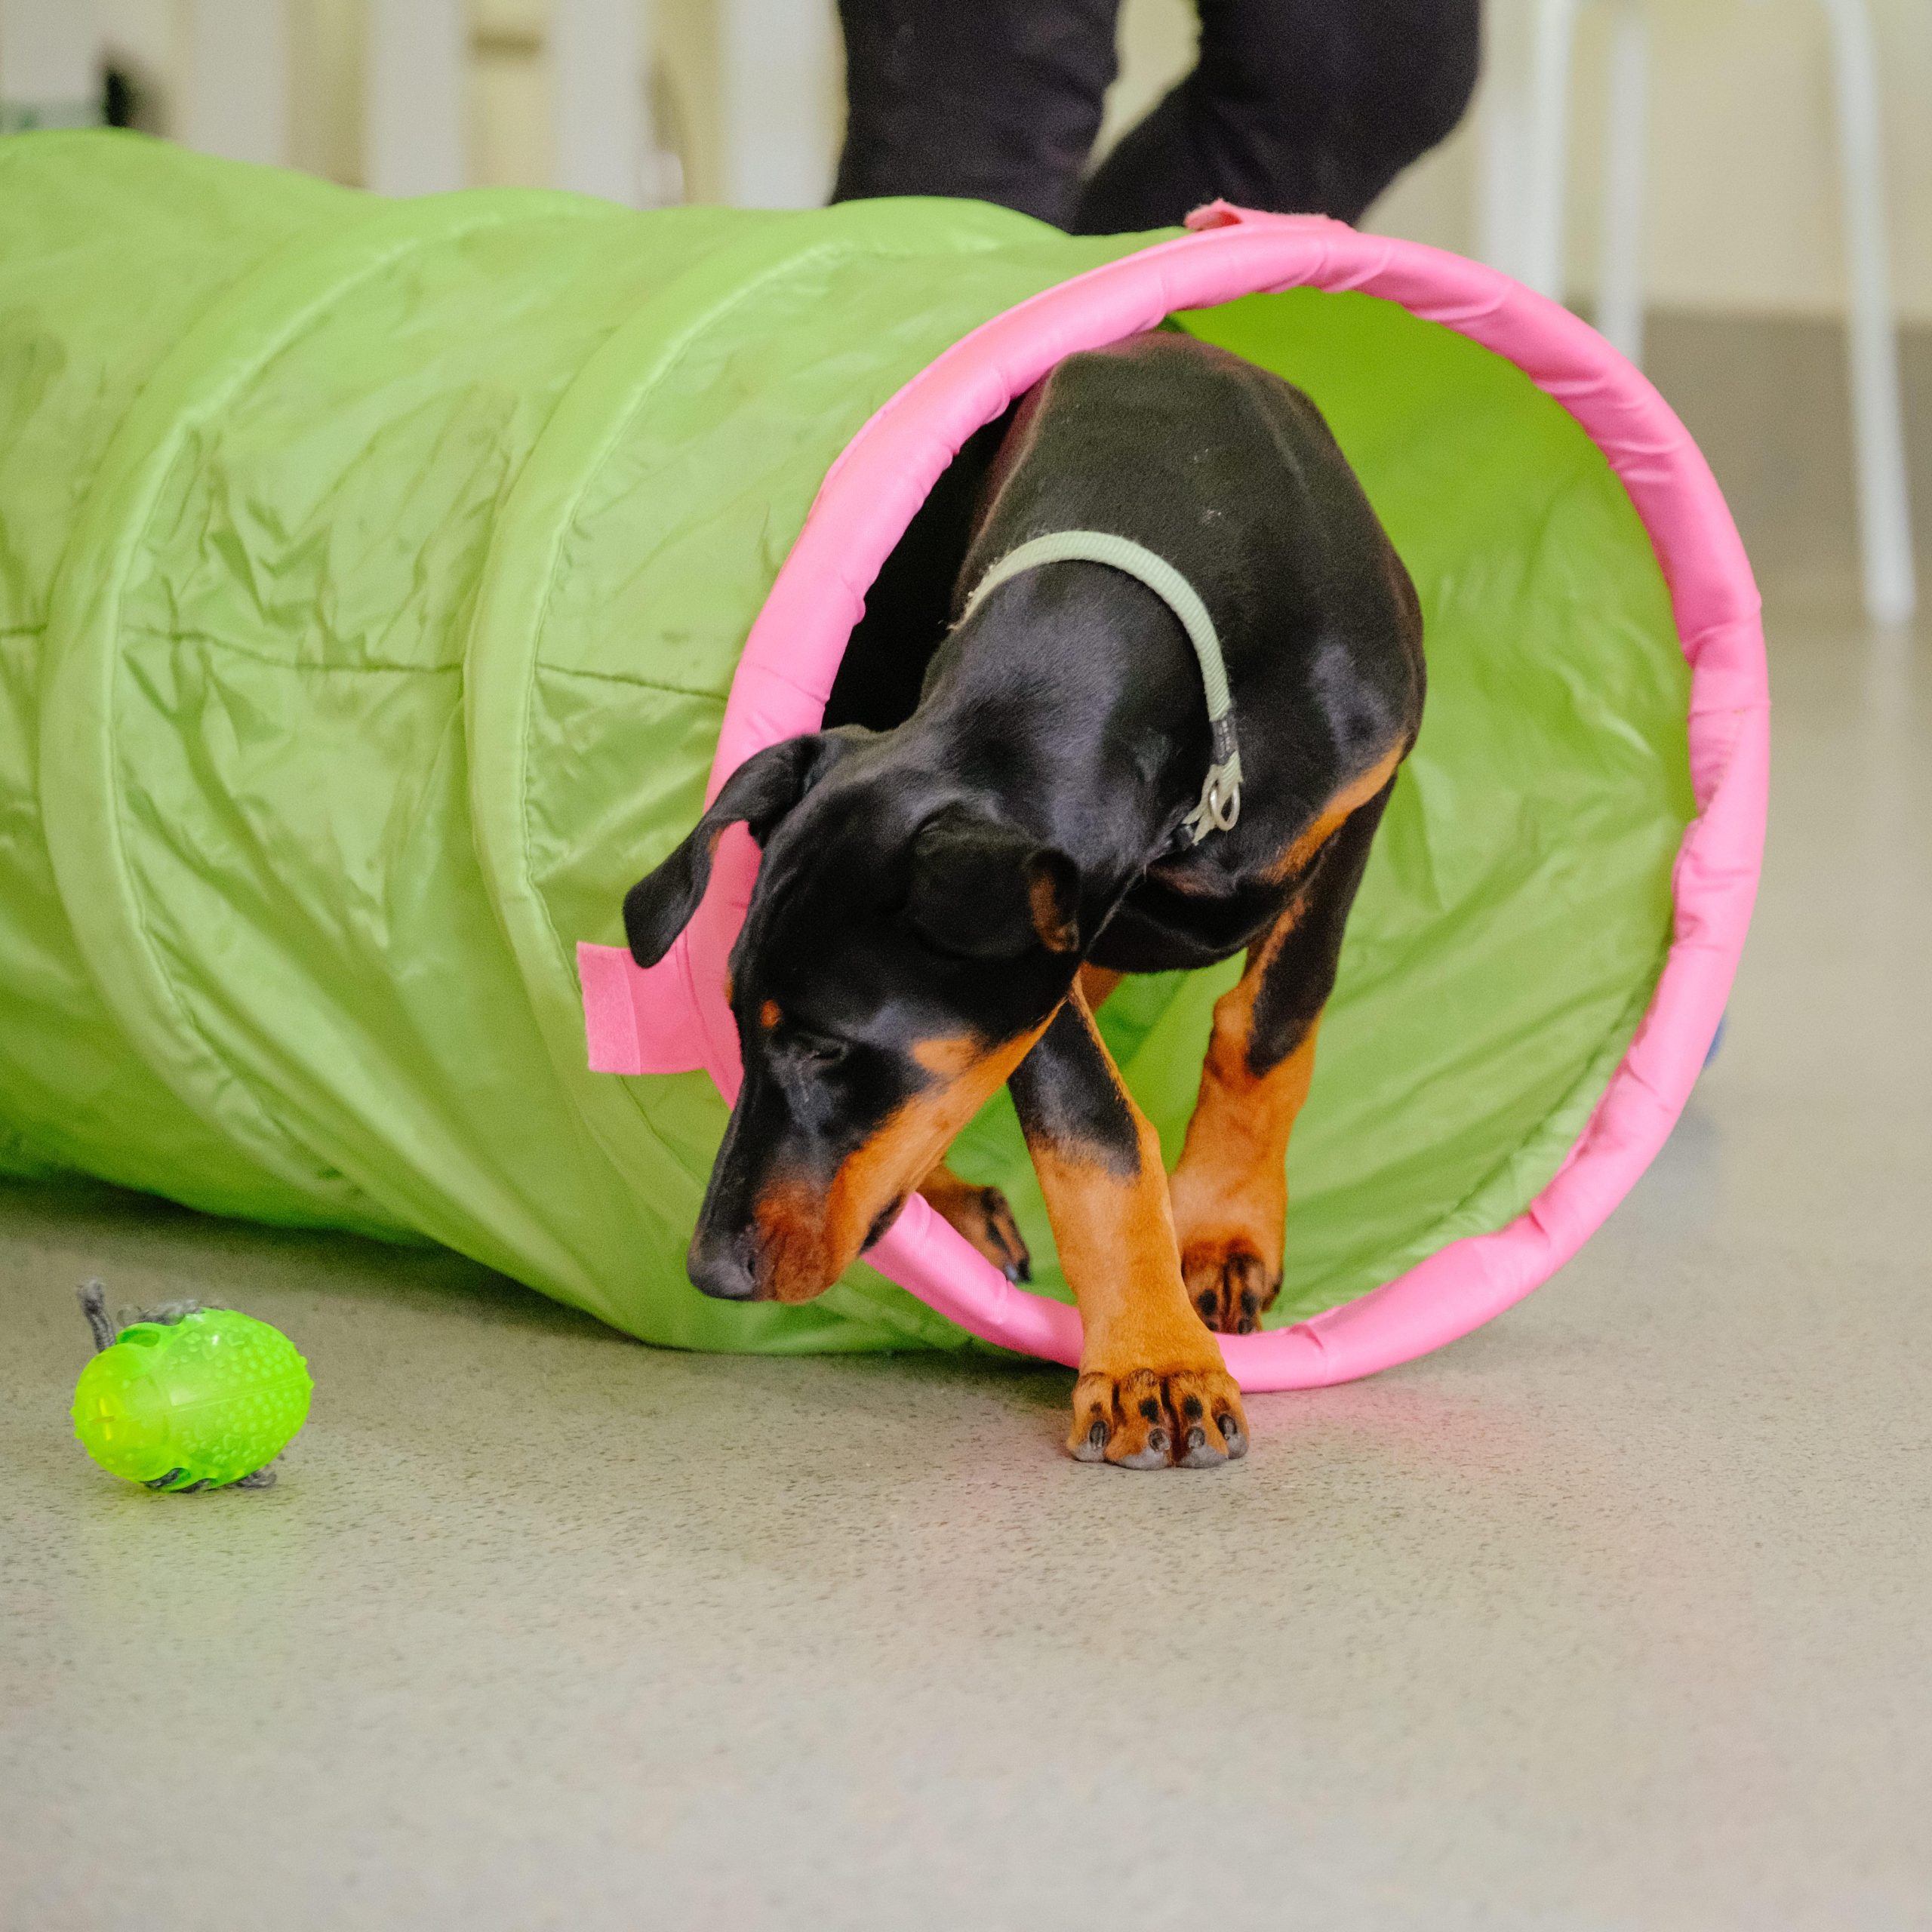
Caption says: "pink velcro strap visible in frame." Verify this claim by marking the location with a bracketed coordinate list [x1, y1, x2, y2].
[577, 937, 709, 1076]
[1183, 202, 1348, 237]
[1183, 200, 1247, 232]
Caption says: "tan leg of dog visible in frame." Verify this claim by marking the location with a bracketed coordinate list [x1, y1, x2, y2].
[1168, 936, 1312, 1333]
[1169, 784, 1395, 1334]
[915, 967, 1118, 1281]
[1011, 986, 1247, 1468]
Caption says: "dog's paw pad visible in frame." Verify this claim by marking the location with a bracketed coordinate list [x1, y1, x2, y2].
[1064, 1364, 1248, 1469]
[1183, 1238, 1279, 1336]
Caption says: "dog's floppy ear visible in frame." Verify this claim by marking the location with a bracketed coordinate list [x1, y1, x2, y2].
[905, 804, 1081, 960]
[623, 734, 844, 967]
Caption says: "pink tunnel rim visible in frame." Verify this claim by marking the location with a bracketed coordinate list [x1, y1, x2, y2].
[685, 204, 1769, 1392]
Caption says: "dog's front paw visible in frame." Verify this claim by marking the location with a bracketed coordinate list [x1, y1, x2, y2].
[918, 1166, 1032, 1282]
[1181, 1235, 1281, 1335]
[1066, 1361, 1249, 1469]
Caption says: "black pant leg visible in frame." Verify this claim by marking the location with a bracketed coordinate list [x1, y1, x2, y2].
[832, 0, 1123, 229]
[1072, 0, 1481, 233]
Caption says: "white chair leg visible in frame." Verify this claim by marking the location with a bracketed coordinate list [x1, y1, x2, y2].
[553, 0, 648, 206]
[1820, 0, 1915, 625]
[718, 0, 839, 209]
[1595, 0, 1649, 366]
[0, 0, 103, 131]
[1475, 0, 1536, 280]
[180, 0, 289, 167]
[367, 0, 466, 198]
[1476, 84, 1528, 280]
[1521, 0, 1589, 303]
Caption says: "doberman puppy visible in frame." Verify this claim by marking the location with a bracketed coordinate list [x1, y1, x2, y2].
[623, 331, 1424, 1468]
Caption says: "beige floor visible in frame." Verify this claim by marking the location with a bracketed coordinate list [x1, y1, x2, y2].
[2, 576, 1927, 1930]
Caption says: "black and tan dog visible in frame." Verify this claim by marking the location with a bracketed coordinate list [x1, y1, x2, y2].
[623, 331, 1423, 1468]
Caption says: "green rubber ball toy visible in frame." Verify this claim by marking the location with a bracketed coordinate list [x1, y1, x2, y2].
[70, 1281, 312, 1492]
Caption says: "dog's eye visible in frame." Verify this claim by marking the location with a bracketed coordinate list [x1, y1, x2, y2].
[790, 1030, 848, 1069]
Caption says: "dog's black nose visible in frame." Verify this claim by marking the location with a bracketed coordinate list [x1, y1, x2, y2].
[687, 1224, 760, 1301]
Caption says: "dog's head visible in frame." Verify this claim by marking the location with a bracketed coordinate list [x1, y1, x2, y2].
[623, 730, 1081, 1303]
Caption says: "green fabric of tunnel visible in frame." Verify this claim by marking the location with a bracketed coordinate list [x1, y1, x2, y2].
[0, 131, 1693, 1352]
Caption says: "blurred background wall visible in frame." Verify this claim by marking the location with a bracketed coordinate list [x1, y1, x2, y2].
[2, 0, 1927, 579]
[5, 0, 1916, 320]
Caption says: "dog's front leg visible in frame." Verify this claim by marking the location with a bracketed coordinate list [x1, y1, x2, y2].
[915, 963, 1122, 1284]
[1010, 986, 1248, 1468]
[1170, 786, 1394, 1333]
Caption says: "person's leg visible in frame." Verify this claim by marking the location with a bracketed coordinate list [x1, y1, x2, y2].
[1072, 0, 1481, 234]
[833, 0, 1123, 229]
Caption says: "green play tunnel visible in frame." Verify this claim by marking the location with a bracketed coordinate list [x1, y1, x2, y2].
[0, 131, 1708, 1363]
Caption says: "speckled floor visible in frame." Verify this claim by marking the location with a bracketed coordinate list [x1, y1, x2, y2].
[2, 577, 1928, 1930]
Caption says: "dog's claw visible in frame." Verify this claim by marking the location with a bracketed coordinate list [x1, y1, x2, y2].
[1115, 1432, 1169, 1471]
[1180, 1422, 1228, 1469]
[1217, 1413, 1248, 1459]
